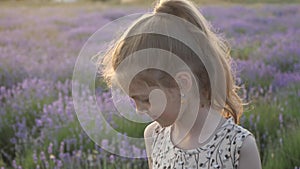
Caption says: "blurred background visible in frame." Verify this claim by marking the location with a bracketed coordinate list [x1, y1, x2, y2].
[0, 0, 300, 168]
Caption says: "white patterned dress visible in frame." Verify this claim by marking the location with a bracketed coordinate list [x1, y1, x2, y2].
[151, 117, 253, 169]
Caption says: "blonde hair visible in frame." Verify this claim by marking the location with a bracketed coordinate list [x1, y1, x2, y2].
[99, 0, 246, 124]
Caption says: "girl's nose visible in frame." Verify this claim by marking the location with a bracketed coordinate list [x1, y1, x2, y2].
[135, 102, 150, 115]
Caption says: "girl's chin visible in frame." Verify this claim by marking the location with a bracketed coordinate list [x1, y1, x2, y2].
[155, 120, 172, 128]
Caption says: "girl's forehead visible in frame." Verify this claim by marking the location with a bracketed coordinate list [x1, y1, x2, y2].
[129, 78, 163, 95]
[116, 71, 165, 95]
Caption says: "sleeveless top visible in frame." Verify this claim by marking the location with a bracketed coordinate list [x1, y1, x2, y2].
[151, 117, 253, 169]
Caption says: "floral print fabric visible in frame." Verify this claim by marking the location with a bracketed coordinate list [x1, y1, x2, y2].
[151, 117, 253, 169]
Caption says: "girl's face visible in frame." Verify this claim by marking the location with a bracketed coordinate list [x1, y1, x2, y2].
[128, 79, 181, 127]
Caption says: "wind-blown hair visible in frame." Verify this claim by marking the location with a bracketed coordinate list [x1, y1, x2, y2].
[99, 0, 246, 124]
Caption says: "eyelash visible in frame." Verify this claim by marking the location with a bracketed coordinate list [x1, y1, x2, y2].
[141, 99, 149, 103]
[131, 97, 149, 103]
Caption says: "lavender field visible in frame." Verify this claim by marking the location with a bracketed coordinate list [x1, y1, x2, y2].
[0, 3, 300, 169]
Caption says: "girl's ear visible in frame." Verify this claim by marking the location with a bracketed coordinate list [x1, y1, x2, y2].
[175, 71, 192, 93]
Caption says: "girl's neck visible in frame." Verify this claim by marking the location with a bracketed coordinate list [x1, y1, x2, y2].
[170, 102, 226, 149]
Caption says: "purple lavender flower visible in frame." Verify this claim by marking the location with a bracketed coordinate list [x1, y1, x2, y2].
[273, 73, 300, 88]
[48, 142, 53, 154]
[40, 151, 46, 162]
[101, 139, 109, 149]
[12, 160, 17, 169]
[279, 113, 283, 124]
[109, 154, 115, 163]
[33, 150, 38, 164]
[56, 160, 63, 168]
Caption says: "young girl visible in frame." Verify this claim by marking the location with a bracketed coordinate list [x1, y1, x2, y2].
[99, 0, 262, 168]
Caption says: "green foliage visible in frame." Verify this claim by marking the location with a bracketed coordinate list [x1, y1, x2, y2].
[263, 126, 300, 168]
[240, 83, 300, 164]
[112, 114, 148, 138]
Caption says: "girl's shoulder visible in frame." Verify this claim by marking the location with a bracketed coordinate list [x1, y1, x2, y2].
[222, 116, 253, 137]
[144, 121, 164, 139]
[224, 117, 255, 168]
[221, 116, 254, 147]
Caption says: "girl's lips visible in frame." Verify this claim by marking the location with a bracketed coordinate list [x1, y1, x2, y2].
[153, 116, 159, 120]
[150, 115, 159, 120]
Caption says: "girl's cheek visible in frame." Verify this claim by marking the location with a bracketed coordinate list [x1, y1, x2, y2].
[148, 89, 167, 117]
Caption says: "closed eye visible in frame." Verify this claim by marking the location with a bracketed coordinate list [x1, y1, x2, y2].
[130, 95, 149, 103]
[141, 99, 149, 103]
